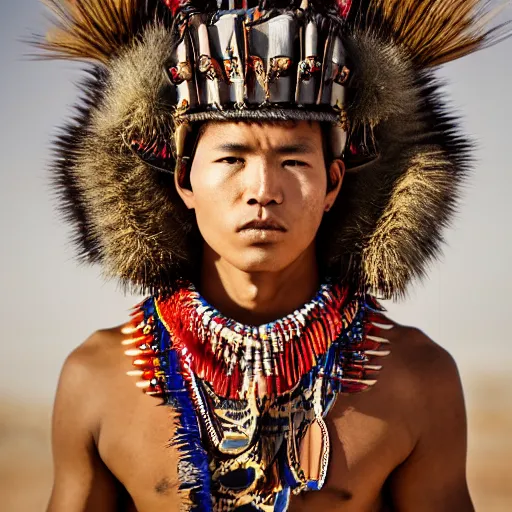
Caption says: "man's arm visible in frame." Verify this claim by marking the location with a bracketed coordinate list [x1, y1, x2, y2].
[47, 336, 119, 512]
[388, 333, 473, 511]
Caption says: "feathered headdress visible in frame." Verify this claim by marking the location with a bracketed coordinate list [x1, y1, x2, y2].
[37, 0, 510, 298]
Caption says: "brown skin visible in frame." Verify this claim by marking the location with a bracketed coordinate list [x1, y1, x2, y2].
[47, 122, 473, 511]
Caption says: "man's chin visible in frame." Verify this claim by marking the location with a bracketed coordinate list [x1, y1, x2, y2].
[229, 247, 294, 274]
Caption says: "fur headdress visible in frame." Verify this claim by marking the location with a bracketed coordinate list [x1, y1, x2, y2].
[37, 0, 509, 298]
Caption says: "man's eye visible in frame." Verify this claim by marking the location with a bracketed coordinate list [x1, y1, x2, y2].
[217, 157, 244, 165]
[283, 160, 307, 167]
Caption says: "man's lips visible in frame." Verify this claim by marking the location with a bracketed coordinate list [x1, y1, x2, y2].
[238, 219, 287, 232]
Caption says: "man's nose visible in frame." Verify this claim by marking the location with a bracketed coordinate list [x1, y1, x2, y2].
[244, 158, 284, 207]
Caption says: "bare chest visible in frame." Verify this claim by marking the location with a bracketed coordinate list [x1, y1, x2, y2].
[289, 391, 410, 512]
[96, 375, 411, 512]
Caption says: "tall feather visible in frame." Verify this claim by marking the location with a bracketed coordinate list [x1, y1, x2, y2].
[38, 0, 167, 63]
[360, 0, 511, 67]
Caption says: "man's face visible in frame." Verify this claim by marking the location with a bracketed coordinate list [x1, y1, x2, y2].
[176, 121, 342, 273]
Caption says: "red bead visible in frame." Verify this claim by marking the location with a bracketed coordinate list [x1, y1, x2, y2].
[143, 370, 155, 380]
[266, 376, 274, 397]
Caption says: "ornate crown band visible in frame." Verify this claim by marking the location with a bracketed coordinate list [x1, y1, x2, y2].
[166, 2, 351, 158]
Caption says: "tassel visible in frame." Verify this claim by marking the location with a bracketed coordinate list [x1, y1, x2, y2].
[303, 329, 316, 367]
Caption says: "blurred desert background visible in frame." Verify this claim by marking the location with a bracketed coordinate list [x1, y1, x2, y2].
[1, 1, 511, 511]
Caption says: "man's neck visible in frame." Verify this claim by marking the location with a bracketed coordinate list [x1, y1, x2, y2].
[199, 246, 320, 325]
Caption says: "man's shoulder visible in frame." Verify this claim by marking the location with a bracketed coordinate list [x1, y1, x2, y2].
[66, 325, 126, 368]
[51, 326, 129, 443]
[58, 324, 129, 403]
[381, 320, 465, 427]
[387, 321, 460, 387]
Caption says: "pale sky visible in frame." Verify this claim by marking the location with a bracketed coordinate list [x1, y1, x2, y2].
[1, 0, 511, 406]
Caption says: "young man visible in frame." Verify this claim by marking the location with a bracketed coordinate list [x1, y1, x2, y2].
[40, 1, 507, 511]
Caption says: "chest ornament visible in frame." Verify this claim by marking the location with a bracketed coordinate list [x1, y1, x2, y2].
[124, 282, 389, 511]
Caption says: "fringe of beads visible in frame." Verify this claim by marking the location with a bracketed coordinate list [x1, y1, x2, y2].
[155, 283, 359, 399]
[124, 291, 391, 400]
[123, 298, 213, 512]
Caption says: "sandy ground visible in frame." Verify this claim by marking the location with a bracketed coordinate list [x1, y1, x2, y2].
[1, 376, 511, 511]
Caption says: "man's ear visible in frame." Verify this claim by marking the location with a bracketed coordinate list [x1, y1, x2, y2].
[325, 159, 345, 211]
[174, 163, 195, 210]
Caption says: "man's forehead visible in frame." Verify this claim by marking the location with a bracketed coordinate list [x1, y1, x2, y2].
[199, 120, 323, 146]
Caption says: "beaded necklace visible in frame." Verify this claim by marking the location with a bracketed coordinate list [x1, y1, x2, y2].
[124, 282, 388, 511]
